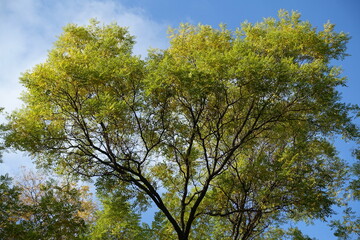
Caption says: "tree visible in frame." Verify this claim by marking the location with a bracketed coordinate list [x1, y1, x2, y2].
[0, 168, 95, 240]
[329, 148, 360, 240]
[5, 11, 359, 239]
[0, 173, 24, 238]
[90, 176, 154, 239]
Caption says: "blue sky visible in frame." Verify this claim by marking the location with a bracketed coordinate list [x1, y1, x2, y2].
[0, 0, 359, 239]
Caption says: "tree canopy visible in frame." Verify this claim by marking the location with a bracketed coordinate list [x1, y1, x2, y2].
[5, 10, 359, 239]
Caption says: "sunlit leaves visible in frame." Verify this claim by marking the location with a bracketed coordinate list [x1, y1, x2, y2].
[5, 10, 359, 240]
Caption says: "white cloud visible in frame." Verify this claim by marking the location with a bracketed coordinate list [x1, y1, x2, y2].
[0, 0, 168, 176]
[0, 0, 168, 112]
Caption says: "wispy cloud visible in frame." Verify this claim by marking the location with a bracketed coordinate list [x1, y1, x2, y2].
[0, 0, 168, 176]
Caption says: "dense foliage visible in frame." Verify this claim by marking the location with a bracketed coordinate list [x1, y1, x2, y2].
[5, 11, 359, 239]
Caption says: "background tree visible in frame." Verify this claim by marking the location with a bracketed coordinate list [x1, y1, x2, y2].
[0, 167, 95, 240]
[5, 11, 359, 239]
[0, 173, 23, 239]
